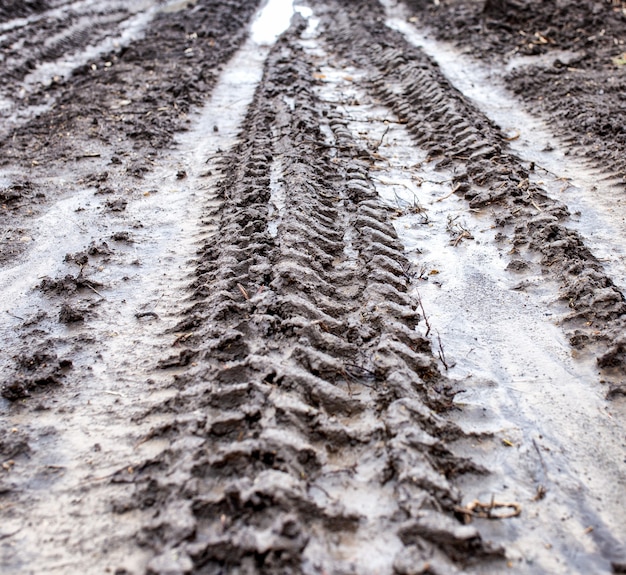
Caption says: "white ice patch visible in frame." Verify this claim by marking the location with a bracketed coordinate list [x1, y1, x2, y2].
[251, 0, 294, 44]
[267, 157, 286, 238]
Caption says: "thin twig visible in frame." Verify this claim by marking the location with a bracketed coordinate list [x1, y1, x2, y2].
[416, 289, 431, 337]
[85, 283, 105, 299]
[532, 438, 548, 475]
[309, 484, 334, 501]
[373, 125, 390, 151]
[453, 230, 473, 247]
[435, 183, 461, 202]
[5, 311, 24, 321]
[343, 362, 378, 377]
[237, 283, 249, 301]
[342, 368, 376, 389]
[135, 311, 159, 320]
[373, 175, 415, 192]
[455, 499, 522, 523]
[436, 330, 449, 370]
[0, 527, 23, 541]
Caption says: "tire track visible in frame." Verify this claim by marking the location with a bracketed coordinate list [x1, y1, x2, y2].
[401, 0, 626, 188]
[0, 0, 50, 24]
[0, 1, 272, 572]
[321, 0, 626, 392]
[382, 8, 626, 296]
[133, 19, 500, 574]
[301, 17, 626, 571]
[0, 0, 262, 160]
[0, 1, 157, 120]
[311, 1, 626, 571]
[0, 0, 262, 266]
[1, 0, 624, 573]
[1, 5, 129, 83]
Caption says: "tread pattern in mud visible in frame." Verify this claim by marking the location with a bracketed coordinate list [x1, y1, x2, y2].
[321, 0, 626, 380]
[0, 4, 129, 86]
[0, 0, 263, 264]
[0, 2, 136, 84]
[3, 0, 626, 572]
[131, 25, 501, 575]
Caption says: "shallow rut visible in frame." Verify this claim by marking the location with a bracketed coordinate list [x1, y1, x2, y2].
[1, 0, 625, 574]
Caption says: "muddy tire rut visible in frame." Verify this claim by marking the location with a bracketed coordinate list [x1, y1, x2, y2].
[1, 1, 625, 574]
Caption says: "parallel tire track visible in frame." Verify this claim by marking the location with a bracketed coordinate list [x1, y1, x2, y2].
[322, 0, 626, 387]
[2, 0, 625, 572]
[0, 5, 130, 85]
[0, 0, 262, 266]
[134, 23, 501, 575]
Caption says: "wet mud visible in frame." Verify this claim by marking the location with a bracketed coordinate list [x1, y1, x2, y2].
[1, 0, 625, 574]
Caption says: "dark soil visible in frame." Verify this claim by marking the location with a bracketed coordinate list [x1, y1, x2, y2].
[1, 0, 261, 162]
[0, 0, 261, 265]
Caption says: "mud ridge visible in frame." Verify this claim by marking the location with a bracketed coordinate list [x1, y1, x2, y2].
[0, 0, 262, 266]
[0, 1, 272, 571]
[0, 0, 49, 23]
[1, 5, 125, 77]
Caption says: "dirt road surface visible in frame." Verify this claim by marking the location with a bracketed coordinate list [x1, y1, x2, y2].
[1, 0, 625, 573]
